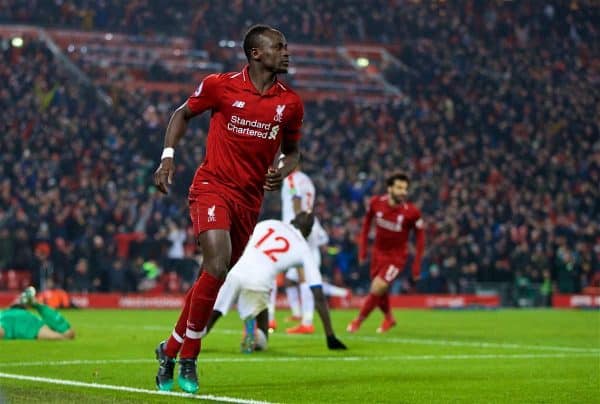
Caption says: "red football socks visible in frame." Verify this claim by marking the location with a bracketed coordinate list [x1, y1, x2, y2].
[164, 285, 196, 358]
[378, 292, 393, 320]
[179, 271, 224, 359]
[358, 293, 379, 322]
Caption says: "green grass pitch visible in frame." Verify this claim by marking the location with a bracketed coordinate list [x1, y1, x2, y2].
[0, 308, 598, 403]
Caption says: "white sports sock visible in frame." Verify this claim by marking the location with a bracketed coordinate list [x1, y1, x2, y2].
[286, 285, 301, 317]
[268, 281, 277, 322]
[322, 282, 349, 297]
[299, 282, 314, 326]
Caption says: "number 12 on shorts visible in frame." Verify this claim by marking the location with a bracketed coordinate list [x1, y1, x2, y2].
[254, 227, 290, 262]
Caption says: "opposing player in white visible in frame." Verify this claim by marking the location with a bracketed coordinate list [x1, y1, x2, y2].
[274, 168, 349, 334]
[205, 212, 347, 352]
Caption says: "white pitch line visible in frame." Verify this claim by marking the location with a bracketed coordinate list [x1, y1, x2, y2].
[0, 352, 596, 369]
[218, 329, 600, 353]
[0, 372, 275, 404]
[75, 324, 600, 353]
[345, 335, 600, 353]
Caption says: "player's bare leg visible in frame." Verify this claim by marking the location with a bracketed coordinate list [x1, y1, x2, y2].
[347, 277, 388, 333]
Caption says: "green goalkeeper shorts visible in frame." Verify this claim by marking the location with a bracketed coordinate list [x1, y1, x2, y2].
[0, 308, 44, 340]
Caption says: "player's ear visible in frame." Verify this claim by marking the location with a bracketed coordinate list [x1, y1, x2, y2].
[250, 47, 261, 61]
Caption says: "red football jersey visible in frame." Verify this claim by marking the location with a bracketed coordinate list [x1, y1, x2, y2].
[186, 66, 303, 211]
[359, 195, 424, 262]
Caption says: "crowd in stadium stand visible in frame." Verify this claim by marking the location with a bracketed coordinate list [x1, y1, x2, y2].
[0, 1, 598, 303]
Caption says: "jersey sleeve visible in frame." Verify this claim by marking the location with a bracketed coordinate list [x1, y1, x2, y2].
[413, 207, 424, 229]
[187, 74, 221, 115]
[283, 98, 304, 142]
[300, 244, 323, 287]
[358, 197, 376, 261]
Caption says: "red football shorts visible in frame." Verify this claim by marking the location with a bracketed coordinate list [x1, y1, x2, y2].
[370, 253, 407, 284]
[189, 190, 259, 267]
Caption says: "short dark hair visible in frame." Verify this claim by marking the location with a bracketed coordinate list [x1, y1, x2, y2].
[386, 172, 410, 187]
[243, 24, 273, 61]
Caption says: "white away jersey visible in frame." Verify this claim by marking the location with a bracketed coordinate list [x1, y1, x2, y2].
[281, 170, 315, 223]
[228, 220, 322, 291]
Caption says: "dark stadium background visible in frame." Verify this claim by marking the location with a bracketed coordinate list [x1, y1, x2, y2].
[0, 1, 597, 309]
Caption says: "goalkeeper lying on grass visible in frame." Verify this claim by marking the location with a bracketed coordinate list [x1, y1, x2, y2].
[0, 286, 75, 340]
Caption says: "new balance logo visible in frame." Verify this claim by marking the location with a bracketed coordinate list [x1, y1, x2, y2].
[208, 205, 216, 222]
[232, 100, 245, 108]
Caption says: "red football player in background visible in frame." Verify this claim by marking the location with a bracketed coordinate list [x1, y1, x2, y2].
[347, 173, 425, 334]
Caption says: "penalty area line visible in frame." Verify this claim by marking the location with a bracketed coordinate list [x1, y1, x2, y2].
[0, 372, 276, 404]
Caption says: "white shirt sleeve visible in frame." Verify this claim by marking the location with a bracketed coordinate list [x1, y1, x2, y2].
[300, 243, 322, 287]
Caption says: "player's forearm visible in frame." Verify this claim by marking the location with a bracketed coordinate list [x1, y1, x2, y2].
[277, 150, 300, 178]
[292, 197, 302, 214]
[311, 285, 334, 336]
[163, 106, 191, 149]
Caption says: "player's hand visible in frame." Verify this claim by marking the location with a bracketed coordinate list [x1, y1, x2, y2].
[263, 167, 283, 191]
[154, 158, 174, 194]
[327, 334, 347, 350]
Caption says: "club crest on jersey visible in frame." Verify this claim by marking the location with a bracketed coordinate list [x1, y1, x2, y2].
[208, 205, 216, 222]
[274, 104, 286, 122]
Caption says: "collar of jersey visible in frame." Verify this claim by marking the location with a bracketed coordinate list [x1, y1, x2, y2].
[241, 65, 282, 96]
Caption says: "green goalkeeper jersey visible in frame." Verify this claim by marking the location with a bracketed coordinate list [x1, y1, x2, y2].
[0, 307, 44, 340]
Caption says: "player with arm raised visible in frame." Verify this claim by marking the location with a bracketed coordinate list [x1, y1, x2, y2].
[206, 212, 347, 352]
[153, 24, 303, 393]
[347, 173, 425, 333]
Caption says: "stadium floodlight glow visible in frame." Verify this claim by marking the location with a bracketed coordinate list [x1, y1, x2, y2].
[11, 37, 24, 48]
[104, 33, 113, 41]
[67, 44, 75, 53]
[356, 57, 369, 68]
[218, 40, 227, 47]
[227, 40, 236, 48]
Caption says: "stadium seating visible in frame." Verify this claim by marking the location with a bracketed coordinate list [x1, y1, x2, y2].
[0, 1, 597, 303]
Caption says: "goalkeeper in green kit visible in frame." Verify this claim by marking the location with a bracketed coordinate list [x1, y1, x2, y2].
[0, 287, 75, 340]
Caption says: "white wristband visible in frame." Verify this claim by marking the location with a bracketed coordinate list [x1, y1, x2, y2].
[161, 147, 174, 160]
